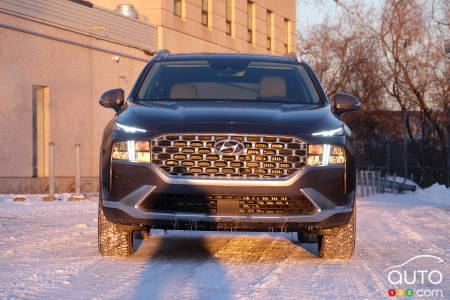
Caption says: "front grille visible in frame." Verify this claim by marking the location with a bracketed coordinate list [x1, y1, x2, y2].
[140, 194, 317, 215]
[151, 134, 307, 178]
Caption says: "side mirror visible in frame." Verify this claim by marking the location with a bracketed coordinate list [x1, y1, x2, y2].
[99, 89, 125, 113]
[332, 93, 361, 116]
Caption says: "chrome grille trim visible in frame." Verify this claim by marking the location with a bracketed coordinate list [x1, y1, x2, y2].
[151, 134, 307, 178]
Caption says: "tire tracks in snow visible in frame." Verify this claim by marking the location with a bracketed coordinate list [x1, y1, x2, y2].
[212, 235, 318, 299]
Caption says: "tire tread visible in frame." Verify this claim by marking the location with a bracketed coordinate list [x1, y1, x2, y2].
[319, 207, 356, 259]
[98, 206, 133, 257]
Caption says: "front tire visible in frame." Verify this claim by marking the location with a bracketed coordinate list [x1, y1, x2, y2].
[98, 205, 134, 257]
[318, 207, 356, 259]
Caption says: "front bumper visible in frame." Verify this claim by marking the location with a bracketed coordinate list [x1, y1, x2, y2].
[101, 162, 355, 231]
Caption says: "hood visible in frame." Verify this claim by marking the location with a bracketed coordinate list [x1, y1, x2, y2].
[115, 100, 342, 136]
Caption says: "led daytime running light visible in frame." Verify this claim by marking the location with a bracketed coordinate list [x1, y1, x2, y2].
[311, 127, 344, 137]
[116, 123, 147, 133]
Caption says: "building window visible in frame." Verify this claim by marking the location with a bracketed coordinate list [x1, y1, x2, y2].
[247, 1, 254, 43]
[201, 0, 209, 26]
[226, 0, 233, 35]
[284, 18, 291, 54]
[266, 10, 273, 51]
[173, 0, 182, 17]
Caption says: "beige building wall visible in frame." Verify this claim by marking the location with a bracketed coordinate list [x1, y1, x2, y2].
[92, 0, 297, 55]
[0, 0, 296, 193]
[0, 9, 154, 193]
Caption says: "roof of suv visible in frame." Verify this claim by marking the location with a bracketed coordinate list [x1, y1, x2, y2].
[157, 52, 298, 63]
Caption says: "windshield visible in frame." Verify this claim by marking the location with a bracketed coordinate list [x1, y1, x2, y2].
[136, 59, 322, 105]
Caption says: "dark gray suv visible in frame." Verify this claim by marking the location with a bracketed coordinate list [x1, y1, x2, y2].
[98, 50, 361, 259]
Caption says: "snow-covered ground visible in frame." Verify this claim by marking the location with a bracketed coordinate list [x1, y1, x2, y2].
[0, 186, 448, 300]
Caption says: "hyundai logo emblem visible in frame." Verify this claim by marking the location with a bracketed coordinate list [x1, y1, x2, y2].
[213, 139, 245, 155]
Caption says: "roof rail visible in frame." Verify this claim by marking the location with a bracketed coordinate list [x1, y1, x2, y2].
[287, 50, 303, 63]
[154, 49, 171, 60]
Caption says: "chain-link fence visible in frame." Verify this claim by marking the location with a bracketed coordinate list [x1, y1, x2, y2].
[355, 140, 448, 188]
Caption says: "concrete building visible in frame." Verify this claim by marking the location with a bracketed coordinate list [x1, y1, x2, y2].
[0, 0, 296, 193]
[92, 0, 296, 55]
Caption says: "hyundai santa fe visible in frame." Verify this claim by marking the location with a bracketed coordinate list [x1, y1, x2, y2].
[98, 50, 361, 259]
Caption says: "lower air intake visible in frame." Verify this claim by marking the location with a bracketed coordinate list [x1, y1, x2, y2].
[140, 194, 317, 215]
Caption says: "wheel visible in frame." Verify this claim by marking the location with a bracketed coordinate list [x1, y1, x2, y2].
[98, 205, 134, 257]
[297, 231, 319, 243]
[318, 207, 356, 259]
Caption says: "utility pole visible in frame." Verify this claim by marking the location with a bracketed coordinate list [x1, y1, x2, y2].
[445, 99, 450, 186]
[402, 110, 408, 179]
[446, 42, 450, 186]
[446, 102, 450, 187]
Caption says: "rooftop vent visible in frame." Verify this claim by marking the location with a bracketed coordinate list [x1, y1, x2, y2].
[116, 4, 138, 19]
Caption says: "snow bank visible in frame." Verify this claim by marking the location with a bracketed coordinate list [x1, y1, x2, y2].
[362, 182, 450, 207]
[0, 193, 92, 203]
[415, 183, 450, 205]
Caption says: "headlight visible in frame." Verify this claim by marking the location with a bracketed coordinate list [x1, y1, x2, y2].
[112, 140, 150, 163]
[307, 144, 345, 166]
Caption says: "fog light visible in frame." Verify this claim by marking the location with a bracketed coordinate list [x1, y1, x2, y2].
[307, 155, 321, 165]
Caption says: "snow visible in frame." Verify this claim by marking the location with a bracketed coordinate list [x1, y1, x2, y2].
[414, 183, 450, 205]
[0, 191, 449, 300]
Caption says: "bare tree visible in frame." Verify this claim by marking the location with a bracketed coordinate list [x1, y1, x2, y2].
[298, 9, 388, 140]
[298, 0, 449, 185]
[379, 0, 448, 177]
